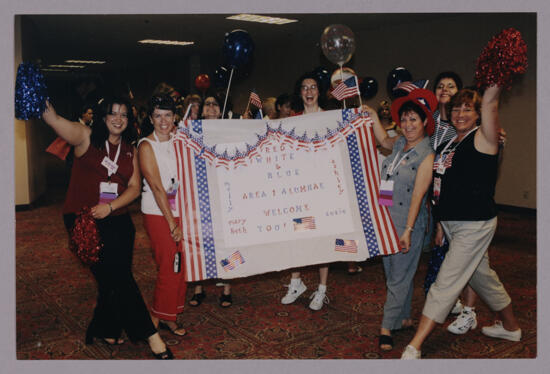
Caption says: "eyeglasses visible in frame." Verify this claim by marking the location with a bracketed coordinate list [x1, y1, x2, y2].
[301, 84, 318, 92]
[107, 112, 128, 118]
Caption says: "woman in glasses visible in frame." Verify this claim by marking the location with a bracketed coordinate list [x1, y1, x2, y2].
[187, 93, 234, 308]
[42, 97, 173, 359]
[138, 95, 188, 338]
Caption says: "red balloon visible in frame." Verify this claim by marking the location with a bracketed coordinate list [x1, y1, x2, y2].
[195, 74, 211, 92]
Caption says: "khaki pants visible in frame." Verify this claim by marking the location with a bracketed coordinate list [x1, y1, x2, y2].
[423, 217, 511, 323]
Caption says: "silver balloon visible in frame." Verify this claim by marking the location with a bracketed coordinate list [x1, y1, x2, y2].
[320, 24, 356, 65]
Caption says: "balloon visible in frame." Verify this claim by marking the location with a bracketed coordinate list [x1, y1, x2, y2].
[213, 66, 229, 88]
[386, 66, 412, 98]
[313, 66, 331, 93]
[330, 67, 356, 88]
[320, 24, 356, 65]
[359, 76, 378, 99]
[194, 74, 210, 93]
[222, 29, 255, 69]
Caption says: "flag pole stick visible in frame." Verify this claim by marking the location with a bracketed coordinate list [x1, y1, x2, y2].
[244, 100, 250, 118]
[356, 76, 363, 109]
[339, 63, 346, 109]
[183, 103, 192, 120]
[222, 67, 235, 119]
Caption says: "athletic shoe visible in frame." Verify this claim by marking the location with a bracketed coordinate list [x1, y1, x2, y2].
[481, 321, 522, 342]
[447, 308, 477, 334]
[401, 345, 421, 359]
[308, 290, 329, 311]
[281, 280, 307, 304]
[451, 299, 463, 314]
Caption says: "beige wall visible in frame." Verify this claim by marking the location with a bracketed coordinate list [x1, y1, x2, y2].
[14, 16, 47, 205]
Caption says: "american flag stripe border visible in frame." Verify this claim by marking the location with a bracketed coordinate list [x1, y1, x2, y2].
[344, 109, 400, 257]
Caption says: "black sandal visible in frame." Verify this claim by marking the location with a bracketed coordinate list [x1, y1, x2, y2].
[219, 292, 233, 308]
[189, 291, 206, 307]
[158, 321, 187, 336]
[379, 335, 393, 351]
[152, 347, 174, 360]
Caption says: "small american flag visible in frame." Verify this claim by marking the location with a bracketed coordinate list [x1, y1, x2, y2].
[293, 216, 316, 231]
[221, 250, 245, 272]
[393, 79, 430, 93]
[331, 76, 360, 101]
[335, 238, 358, 253]
[249, 91, 262, 109]
[434, 152, 455, 171]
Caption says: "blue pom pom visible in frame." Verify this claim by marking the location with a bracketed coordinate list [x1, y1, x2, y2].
[15, 62, 49, 120]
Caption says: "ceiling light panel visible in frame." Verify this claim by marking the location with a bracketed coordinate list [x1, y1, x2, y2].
[42, 68, 69, 72]
[48, 64, 85, 68]
[138, 39, 194, 46]
[65, 60, 106, 64]
[226, 14, 298, 25]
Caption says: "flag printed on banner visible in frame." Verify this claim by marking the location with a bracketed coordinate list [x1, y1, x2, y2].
[293, 216, 316, 231]
[331, 76, 360, 100]
[249, 91, 262, 108]
[335, 238, 358, 253]
[221, 250, 245, 271]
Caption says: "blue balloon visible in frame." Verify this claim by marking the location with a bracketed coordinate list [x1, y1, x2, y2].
[359, 76, 378, 99]
[213, 66, 229, 88]
[222, 30, 255, 69]
[313, 66, 331, 93]
[386, 66, 412, 98]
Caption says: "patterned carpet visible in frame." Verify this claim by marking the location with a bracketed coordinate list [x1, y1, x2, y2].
[15, 169, 536, 360]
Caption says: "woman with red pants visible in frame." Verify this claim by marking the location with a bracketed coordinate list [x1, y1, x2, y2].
[138, 94, 187, 336]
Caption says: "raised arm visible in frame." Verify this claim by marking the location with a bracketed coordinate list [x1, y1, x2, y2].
[91, 147, 142, 219]
[476, 85, 502, 155]
[361, 104, 397, 150]
[42, 100, 91, 155]
[138, 141, 182, 242]
[400, 153, 434, 252]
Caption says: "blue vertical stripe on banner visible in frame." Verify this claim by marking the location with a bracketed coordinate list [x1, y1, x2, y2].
[192, 119, 218, 278]
[342, 110, 382, 258]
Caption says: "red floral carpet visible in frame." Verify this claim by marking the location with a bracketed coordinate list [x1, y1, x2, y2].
[16, 174, 536, 360]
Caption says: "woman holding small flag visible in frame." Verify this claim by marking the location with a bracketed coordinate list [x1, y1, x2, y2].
[363, 87, 436, 351]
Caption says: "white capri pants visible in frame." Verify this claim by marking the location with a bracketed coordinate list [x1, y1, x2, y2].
[422, 217, 512, 323]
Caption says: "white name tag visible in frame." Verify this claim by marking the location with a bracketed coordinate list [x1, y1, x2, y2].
[101, 156, 119, 175]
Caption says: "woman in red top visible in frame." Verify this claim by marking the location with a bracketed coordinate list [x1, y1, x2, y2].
[42, 97, 173, 359]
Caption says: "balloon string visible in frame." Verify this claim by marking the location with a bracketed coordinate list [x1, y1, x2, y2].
[222, 68, 235, 119]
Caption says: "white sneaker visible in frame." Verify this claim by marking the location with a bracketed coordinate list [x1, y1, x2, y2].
[447, 308, 477, 334]
[308, 290, 329, 311]
[481, 320, 522, 342]
[401, 345, 421, 360]
[281, 280, 307, 304]
[451, 299, 463, 314]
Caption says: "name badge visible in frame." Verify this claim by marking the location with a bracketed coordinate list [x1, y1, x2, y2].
[378, 179, 394, 206]
[166, 180, 179, 211]
[101, 156, 119, 175]
[99, 181, 118, 204]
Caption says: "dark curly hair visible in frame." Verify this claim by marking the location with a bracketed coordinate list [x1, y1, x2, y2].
[90, 97, 136, 149]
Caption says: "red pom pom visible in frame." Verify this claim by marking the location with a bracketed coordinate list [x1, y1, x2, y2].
[475, 28, 528, 90]
[69, 207, 103, 265]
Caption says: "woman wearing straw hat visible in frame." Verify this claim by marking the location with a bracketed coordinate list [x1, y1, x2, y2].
[364, 87, 437, 351]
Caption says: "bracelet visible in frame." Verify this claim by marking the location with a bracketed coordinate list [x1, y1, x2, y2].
[108, 203, 113, 213]
[405, 226, 414, 232]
